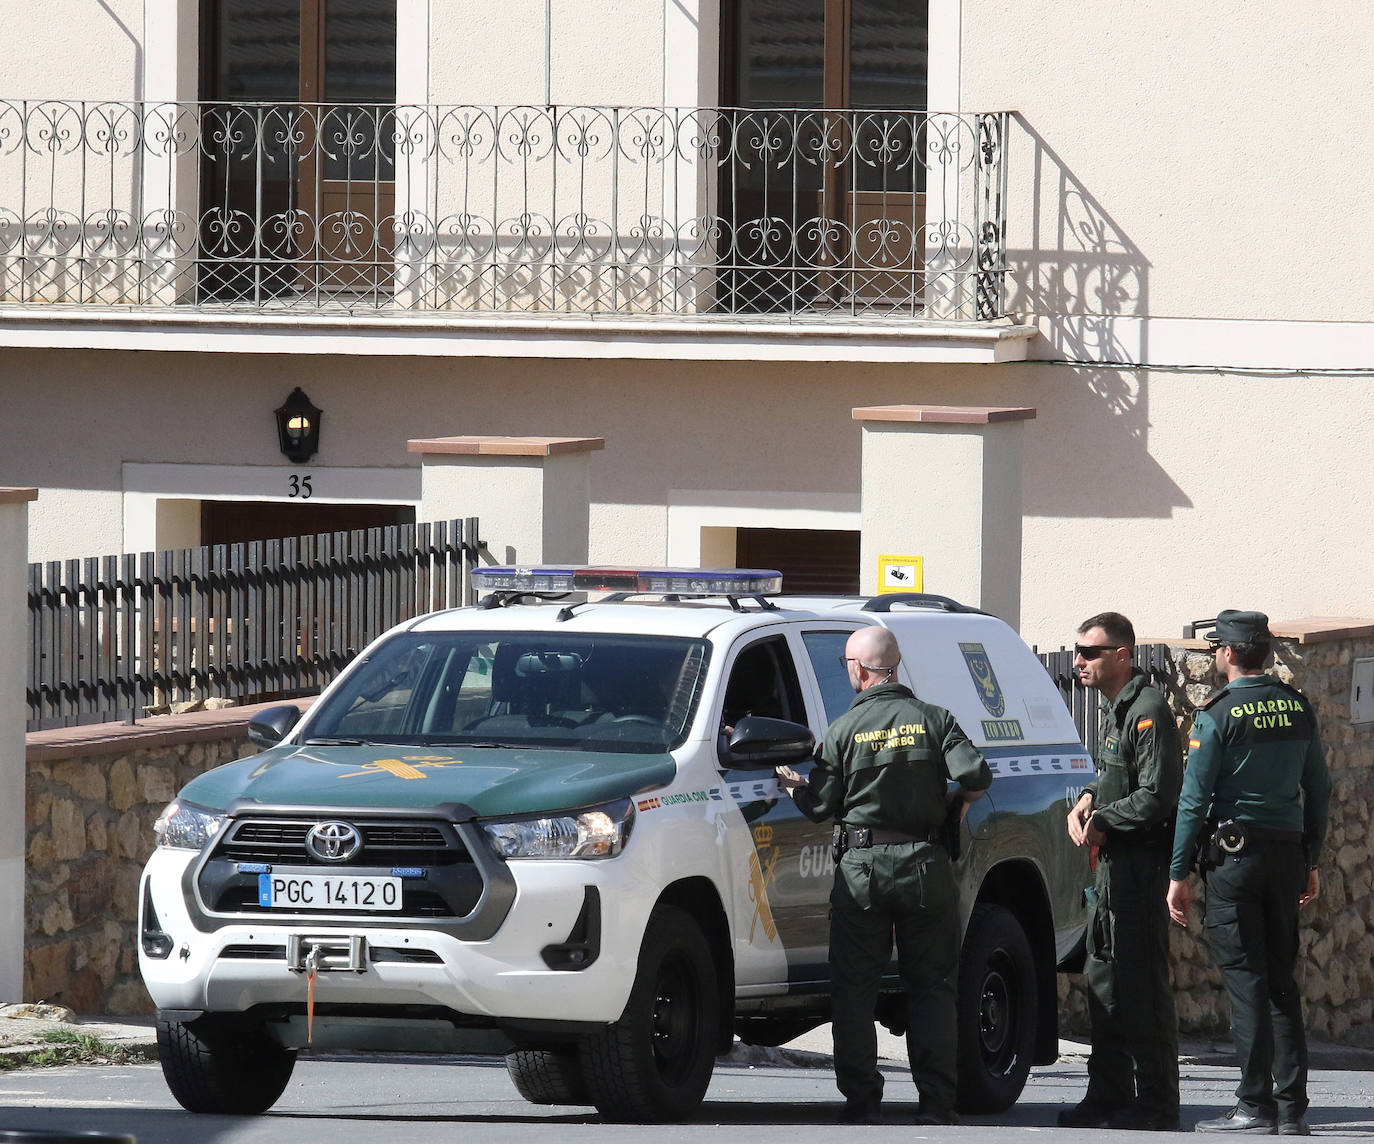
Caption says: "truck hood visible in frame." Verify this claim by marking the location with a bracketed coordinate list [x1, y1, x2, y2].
[177, 744, 679, 819]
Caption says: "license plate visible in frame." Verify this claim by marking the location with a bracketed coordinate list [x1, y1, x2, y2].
[258, 872, 402, 911]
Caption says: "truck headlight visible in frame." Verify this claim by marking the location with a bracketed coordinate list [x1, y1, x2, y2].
[153, 799, 225, 850]
[482, 798, 635, 860]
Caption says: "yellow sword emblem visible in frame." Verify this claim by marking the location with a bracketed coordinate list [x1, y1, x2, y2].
[748, 847, 780, 943]
[338, 756, 463, 780]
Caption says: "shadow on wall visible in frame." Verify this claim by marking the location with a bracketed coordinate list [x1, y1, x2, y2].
[1006, 115, 1190, 519]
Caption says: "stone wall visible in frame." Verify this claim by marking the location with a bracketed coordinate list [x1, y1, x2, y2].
[23, 705, 287, 1016]
[1060, 629, 1374, 1048]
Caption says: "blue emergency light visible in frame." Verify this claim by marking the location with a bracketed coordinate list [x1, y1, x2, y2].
[470, 566, 784, 596]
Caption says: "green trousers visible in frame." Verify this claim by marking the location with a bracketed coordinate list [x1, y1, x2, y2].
[1204, 840, 1309, 1119]
[828, 840, 959, 1111]
[1083, 839, 1180, 1114]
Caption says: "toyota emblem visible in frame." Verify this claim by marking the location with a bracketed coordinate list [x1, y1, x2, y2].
[305, 821, 363, 863]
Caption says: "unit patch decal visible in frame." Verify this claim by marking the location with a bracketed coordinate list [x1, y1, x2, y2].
[338, 756, 463, 780]
[960, 641, 1006, 717]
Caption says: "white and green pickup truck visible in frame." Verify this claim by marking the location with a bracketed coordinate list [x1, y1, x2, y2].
[138, 567, 1091, 1122]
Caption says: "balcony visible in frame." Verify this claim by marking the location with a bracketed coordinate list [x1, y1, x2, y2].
[0, 101, 1014, 345]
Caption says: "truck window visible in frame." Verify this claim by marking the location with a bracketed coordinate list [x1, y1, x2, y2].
[720, 635, 806, 729]
[800, 630, 861, 724]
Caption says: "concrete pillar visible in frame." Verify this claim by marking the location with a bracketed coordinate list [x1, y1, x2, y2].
[0, 488, 37, 1001]
[852, 405, 1035, 630]
[407, 436, 604, 565]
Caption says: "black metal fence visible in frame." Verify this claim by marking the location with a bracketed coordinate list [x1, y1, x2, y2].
[1037, 643, 1177, 758]
[27, 518, 480, 731]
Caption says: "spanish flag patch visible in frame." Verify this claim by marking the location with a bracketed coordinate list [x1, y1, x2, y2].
[1189, 738, 1201, 750]
[1136, 718, 1154, 731]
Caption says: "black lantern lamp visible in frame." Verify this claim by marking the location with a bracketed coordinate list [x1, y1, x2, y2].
[275, 387, 322, 464]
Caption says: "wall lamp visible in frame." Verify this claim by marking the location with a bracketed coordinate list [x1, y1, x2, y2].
[275, 387, 322, 464]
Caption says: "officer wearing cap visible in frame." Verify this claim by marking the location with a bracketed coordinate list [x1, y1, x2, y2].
[1168, 611, 1331, 1135]
[1060, 611, 1183, 1131]
[775, 625, 991, 1126]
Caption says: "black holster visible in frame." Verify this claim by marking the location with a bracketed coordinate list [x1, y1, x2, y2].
[831, 823, 847, 862]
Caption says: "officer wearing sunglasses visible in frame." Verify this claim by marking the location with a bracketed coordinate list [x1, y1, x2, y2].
[1060, 611, 1182, 1131]
[1167, 611, 1331, 1135]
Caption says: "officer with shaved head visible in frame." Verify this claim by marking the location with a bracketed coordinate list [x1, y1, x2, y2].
[777, 625, 991, 1125]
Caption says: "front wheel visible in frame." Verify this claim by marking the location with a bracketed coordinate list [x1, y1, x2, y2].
[505, 1048, 590, 1106]
[578, 904, 719, 1122]
[156, 1011, 296, 1114]
[955, 903, 1037, 1112]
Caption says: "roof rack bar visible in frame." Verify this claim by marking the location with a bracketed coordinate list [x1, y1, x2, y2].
[862, 592, 987, 615]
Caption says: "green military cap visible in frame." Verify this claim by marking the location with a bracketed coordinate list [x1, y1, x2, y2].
[1210, 609, 1273, 644]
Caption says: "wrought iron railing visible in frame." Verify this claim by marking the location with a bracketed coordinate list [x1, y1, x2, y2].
[0, 101, 1008, 320]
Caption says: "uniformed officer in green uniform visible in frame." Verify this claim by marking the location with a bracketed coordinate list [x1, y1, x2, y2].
[1060, 611, 1182, 1131]
[776, 625, 991, 1126]
[1168, 611, 1331, 1136]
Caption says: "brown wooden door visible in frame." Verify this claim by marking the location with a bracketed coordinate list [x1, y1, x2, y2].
[200, 0, 395, 302]
[298, 0, 396, 297]
[721, 0, 928, 311]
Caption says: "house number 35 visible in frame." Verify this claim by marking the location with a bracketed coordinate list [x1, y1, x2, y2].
[288, 474, 314, 499]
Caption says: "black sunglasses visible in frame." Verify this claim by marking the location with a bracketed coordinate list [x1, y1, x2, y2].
[1073, 643, 1122, 661]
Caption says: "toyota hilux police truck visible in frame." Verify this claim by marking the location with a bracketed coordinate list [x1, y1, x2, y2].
[138, 567, 1091, 1122]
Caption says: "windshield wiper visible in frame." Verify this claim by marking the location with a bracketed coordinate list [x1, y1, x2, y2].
[302, 737, 373, 746]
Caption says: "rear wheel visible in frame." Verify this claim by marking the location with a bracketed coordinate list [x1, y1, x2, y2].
[155, 1011, 295, 1114]
[955, 903, 1037, 1112]
[579, 904, 719, 1122]
[505, 1048, 590, 1105]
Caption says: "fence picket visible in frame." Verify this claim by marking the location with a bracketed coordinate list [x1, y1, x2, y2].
[22, 518, 476, 729]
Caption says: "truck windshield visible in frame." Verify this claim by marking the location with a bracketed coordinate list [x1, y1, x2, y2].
[303, 631, 712, 753]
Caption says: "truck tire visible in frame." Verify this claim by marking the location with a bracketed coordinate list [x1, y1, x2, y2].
[578, 904, 719, 1122]
[155, 1011, 296, 1114]
[505, 1048, 590, 1105]
[955, 903, 1037, 1113]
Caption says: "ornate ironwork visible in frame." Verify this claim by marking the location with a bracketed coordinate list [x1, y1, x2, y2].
[0, 101, 1008, 320]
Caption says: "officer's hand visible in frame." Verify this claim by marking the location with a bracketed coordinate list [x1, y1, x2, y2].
[774, 766, 804, 791]
[1083, 819, 1106, 847]
[1299, 868, 1320, 908]
[1066, 792, 1094, 846]
[1166, 878, 1191, 928]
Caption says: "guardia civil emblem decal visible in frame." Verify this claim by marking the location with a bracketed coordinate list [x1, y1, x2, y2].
[960, 642, 1006, 718]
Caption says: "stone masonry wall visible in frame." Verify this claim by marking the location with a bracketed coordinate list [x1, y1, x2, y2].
[23, 715, 270, 1016]
[1060, 634, 1374, 1048]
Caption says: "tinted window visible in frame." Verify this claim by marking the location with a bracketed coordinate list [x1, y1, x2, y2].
[720, 635, 806, 729]
[304, 632, 711, 753]
[801, 629, 858, 724]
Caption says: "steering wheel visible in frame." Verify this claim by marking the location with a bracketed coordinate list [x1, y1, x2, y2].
[611, 714, 662, 728]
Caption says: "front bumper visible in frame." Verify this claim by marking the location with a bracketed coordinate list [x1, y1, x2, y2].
[138, 846, 645, 1026]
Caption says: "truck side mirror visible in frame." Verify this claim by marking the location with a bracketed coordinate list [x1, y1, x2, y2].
[247, 704, 303, 748]
[720, 715, 815, 769]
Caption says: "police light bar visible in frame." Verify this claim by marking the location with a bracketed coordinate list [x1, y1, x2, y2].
[471, 566, 784, 596]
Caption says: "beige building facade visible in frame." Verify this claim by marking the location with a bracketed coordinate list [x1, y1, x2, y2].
[1, 0, 1372, 648]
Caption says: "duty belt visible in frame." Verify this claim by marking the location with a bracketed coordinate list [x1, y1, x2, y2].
[840, 826, 937, 849]
[1243, 824, 1303, 845]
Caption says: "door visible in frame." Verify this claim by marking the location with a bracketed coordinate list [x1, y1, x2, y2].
[200, 0, 396, 302]
[720, 0, 928, 312]
[716, 632, 834, 984]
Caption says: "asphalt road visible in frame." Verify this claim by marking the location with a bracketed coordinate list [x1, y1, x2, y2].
[1, 1043, 1373, 1144]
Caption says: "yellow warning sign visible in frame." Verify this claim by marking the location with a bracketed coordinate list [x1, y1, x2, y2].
[877, 554, 923, 594]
